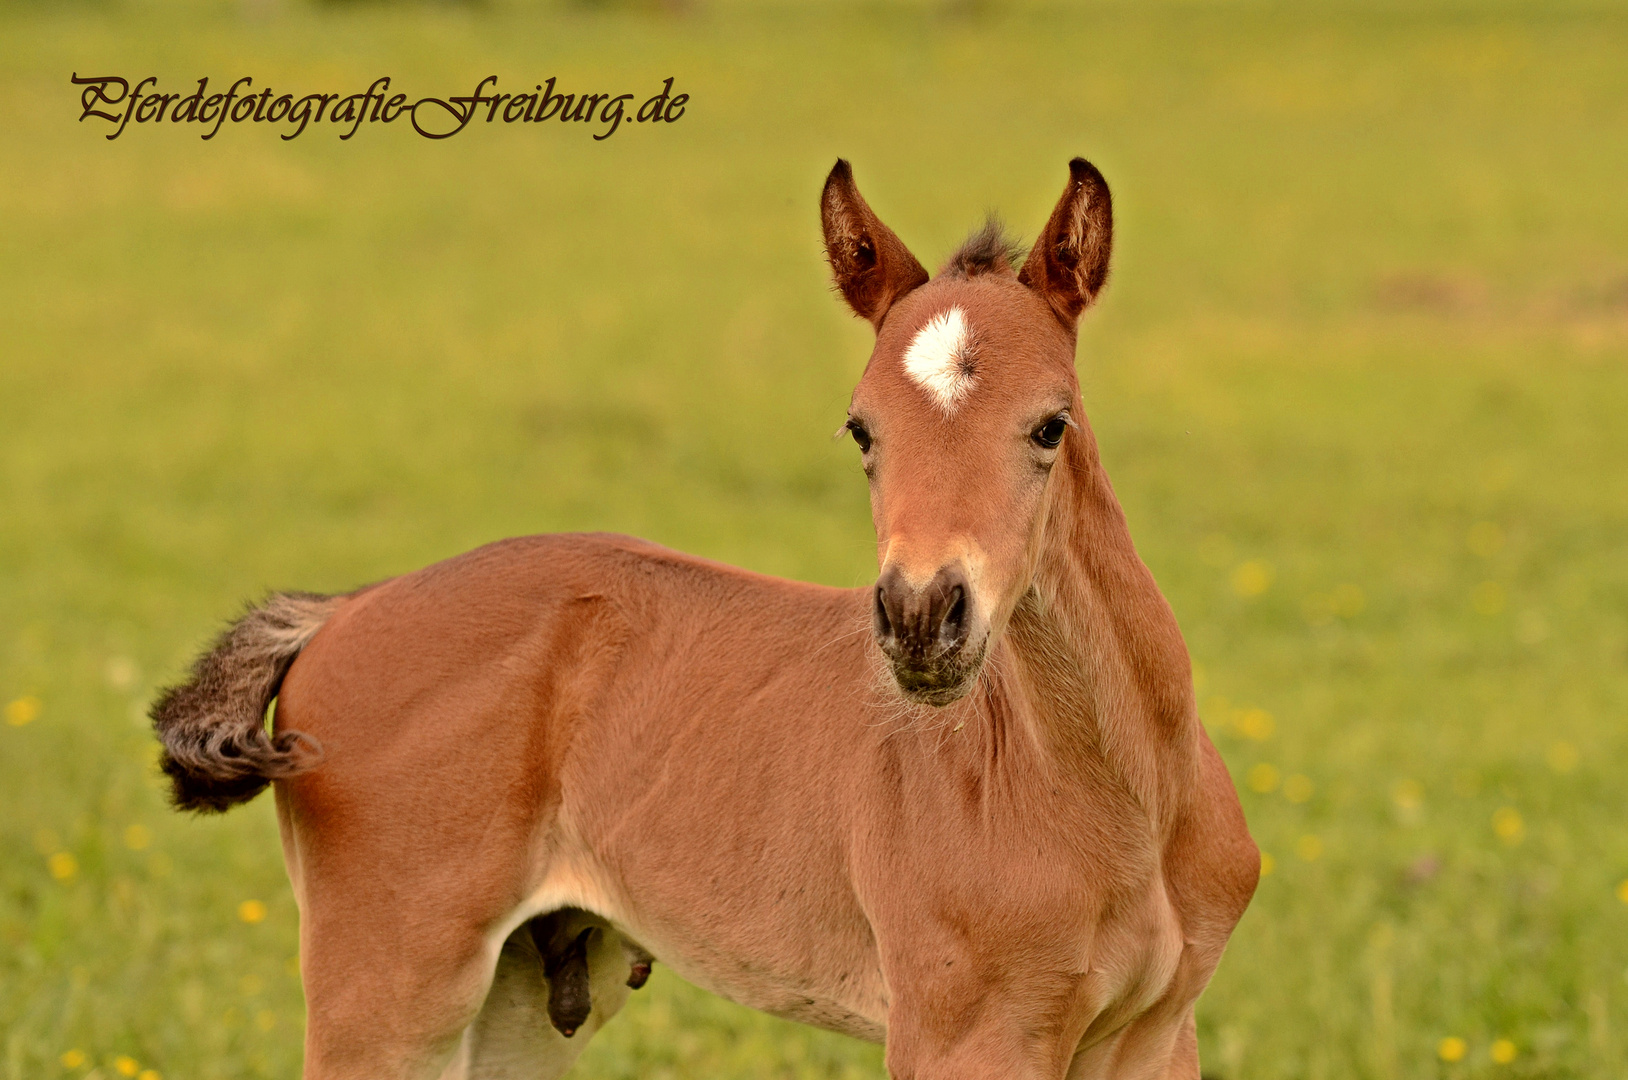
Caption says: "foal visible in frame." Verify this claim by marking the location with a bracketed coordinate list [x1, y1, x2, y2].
[154, 158, 1257, 1080]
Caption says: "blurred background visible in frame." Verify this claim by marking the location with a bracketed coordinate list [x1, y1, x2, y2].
[2, 0, 1626, 1077]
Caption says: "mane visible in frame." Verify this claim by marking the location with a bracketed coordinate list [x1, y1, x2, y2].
[937, 218, 1024, 279]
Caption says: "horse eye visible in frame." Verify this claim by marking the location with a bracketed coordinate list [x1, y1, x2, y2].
[1033, 416, 1067, 449]
[847, 421, 872, 453]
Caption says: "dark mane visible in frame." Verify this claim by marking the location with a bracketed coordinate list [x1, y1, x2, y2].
[938, 218, 1024, 279]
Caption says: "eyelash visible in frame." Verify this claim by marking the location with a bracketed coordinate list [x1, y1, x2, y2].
[846, 420, 872, 453]
[1032, 414, 1068, 449]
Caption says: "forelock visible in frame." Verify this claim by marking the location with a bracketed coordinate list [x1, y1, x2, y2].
[938, 218, 1024, 280]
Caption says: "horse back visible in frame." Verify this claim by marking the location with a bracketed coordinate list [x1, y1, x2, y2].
[271, 533, 870, 947]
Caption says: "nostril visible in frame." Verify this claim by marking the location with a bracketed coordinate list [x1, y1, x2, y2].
[872, 585, 894, 643]
[938, 584, 968, 649]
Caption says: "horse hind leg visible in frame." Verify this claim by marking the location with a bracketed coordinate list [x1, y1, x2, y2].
[446, 910, 648, 1080]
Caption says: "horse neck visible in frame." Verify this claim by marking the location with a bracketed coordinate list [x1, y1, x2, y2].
[999, 431, 1201, 831]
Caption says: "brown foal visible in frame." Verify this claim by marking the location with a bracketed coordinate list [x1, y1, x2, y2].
[153, 158, 1257, 1080]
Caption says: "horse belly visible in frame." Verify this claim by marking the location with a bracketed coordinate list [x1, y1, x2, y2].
[561, 891, 888, 1041]
[669, 947, 889, 1042]
[615, 863, 889, 1042]
[525, 801, 889, 1043]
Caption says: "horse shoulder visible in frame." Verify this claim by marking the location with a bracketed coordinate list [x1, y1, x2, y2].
[1163, 730, 1259, 955]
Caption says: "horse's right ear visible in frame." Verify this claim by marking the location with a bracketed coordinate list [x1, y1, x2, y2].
[821, 160, 929, 330]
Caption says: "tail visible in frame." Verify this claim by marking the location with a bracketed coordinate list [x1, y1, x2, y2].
[151, 591, 343, 813]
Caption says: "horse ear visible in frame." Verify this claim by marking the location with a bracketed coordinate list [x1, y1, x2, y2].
[1018, 158, 1113, 328]
[821, 160, 929, 330]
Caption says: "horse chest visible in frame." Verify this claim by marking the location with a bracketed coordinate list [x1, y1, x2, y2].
[844, 806, 1182, 1037]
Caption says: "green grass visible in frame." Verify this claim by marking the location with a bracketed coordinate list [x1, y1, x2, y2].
[4, 1, 1628, 1077]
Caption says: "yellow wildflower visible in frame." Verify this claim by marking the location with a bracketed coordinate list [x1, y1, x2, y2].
[1492, 807, 1524, 846]
[1231, 560, 1274, 598]
[1546, 741, 1578, 773]
[5, 695, 40, 726]
[1236, 708, 1275, 741]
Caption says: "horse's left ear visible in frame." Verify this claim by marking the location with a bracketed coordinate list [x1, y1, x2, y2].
[1018, 158, 1113, 329]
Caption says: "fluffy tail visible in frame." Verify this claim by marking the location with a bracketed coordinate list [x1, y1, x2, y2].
[151, 591, 342, 813]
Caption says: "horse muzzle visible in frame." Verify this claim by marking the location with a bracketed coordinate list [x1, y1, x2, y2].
[872, 562, 985, 706]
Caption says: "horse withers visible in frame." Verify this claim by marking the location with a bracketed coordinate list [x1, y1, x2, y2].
[153, 158, 1258, 1080]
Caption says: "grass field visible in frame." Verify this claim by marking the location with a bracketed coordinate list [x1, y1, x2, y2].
[4, 1, 1628, 1077]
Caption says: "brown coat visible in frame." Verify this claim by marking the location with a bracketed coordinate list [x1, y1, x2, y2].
[153, 159, 1257, 1080]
